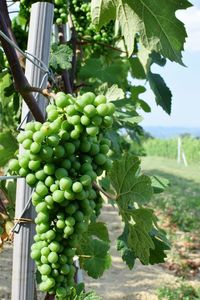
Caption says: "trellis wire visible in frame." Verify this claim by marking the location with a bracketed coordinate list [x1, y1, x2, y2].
[0, 30, 50, 74]
[17, 72, 49, 131]
[11, 190, 34, 233]
[0, 175, 22, 180]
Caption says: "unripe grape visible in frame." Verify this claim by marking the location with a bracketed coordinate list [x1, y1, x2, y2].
[55, 92, 70, 108]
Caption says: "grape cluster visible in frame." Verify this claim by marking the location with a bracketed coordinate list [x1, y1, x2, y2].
[71, 0, 114, 47]
[9, 92, 115, 299]
[54, 0, 68, 25]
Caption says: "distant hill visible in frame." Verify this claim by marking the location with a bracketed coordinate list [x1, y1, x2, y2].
[143, 126, 200, 139]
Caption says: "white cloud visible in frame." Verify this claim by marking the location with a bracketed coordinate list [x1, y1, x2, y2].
[176, 6, 200, 52]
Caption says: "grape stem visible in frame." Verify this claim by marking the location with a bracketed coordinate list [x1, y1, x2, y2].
[22, 86, 55, 99]
[78, 38, 128, 55]
[1, 0, 25, 67]
[92, 182, 116, 200]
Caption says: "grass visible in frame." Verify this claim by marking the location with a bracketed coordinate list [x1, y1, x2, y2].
[141, 156, 200, 232]
[157, 281, 200, 300]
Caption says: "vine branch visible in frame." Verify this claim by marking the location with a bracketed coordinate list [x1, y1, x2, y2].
[0, 10, 45, 123]
[93, 182, 116, 200]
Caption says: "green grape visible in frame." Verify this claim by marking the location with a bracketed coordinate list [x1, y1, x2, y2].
[96, 103, 108, 116]
[19, 157, 29, 169]
[28, 160, 41, 171]
[31, 249, 41, 261]
[40, 264, 51, 275]
[56, 219, 65, 229]
[47, 135, 60, 147]
[68, 115, 81, 125]
[36, 183, 48, 197]
[22, 138, 32, 149]
[65, 216, 75, 227]
[72, 182, 83, 193]
[86, 126, 99, 136]
[54, 145, 65, 158]
[107, 102, 116, 115]
[83, 104, 97, 118]
[41, 247, 51, 257]
[103, 116, 113, 127]
[64, 142, 75, 155]
[43, 163, 55, 175]
[80, 115, 90, 126]
[45, 176, 54, 187]
[48, 109, 59, 121]
[48, 252, 59, 263]
[37, 212, 49, 223]
[94, 95, 107, 106]
[35, 170, 46, 181]
[52, 190, 65, 203]
[59, 177, 72, 190]
[55, 92, 70, 108]
[94, 153, 107, 165]
[55, 168, 68, 179]
[49, 241, 60, 252]
[32, 131, 45, 143]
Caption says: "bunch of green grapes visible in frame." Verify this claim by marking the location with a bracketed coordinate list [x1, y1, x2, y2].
[54, 0, 68, 25]
[9, 91, 115, 299]
[70, 0, 114, 46]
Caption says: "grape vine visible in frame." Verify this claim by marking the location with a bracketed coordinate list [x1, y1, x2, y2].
[9, 91, 114, 298]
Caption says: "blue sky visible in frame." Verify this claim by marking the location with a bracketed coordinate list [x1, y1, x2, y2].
[140, 0, 200, 128]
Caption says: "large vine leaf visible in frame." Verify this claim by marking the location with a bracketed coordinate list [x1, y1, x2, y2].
[117, 225, 136, 269]
[148, 72, 172, 114]
[117, 210, 170, 266]
[130, 0, 191, 64]
[79, 238, 111, 279]
[91, 0, 116, 30]
[88, 222, 110, 243]
[137, 46, 172, 114]
[91, 0, 191, 63]
[128, 224, 155, 265]
[109, 154, 153, 209]
[50, 43, 72, 70]
[116, 0, 139, 56]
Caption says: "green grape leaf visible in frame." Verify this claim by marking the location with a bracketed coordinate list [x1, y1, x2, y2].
[88, 222, 110, 243]
[149, 228, 170, 264]
[50, 43, 72, 70]
[131, 208, 155, 232]
[0, 131, 18, 167]
[79, 290, 102, 300]
[129, 57, 146, 80]
[105, 84, 125, 101]
[109, 154, 153, 208]
[79, 238, 111, 279]
[136, 46, 172, 114]
[117, 225, 136, 269]
[129, 0, 191, 64]
[138, 99, 151, 113]
[148, 72, 172, 114]
[91, 0, 116, 30]
[128, 224, 155, 265]
[79, 58, 127, 86]
[150, 175, 170, 194]
[116, 0, 138, 56]
[94, 0, 191, 62]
